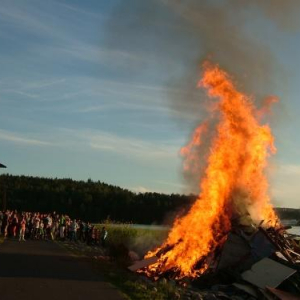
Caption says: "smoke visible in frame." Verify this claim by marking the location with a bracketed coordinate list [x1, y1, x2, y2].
[129, 229, 168, 257]
[165, 0, 300, 113]
[103, 0, 300, 122]
[103, 0, 300, 193]
[164, 0, 300, 192]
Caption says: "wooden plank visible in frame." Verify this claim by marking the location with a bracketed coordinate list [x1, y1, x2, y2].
[242, 258, 296, 289]
[128, 256, 158, 272]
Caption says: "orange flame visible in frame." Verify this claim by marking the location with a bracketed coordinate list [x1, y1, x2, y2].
[145, 62, 278, 279]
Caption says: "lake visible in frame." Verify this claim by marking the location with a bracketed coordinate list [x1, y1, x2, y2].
[287, 226, 300, 236]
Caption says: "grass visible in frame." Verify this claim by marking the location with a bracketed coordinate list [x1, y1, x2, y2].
[58, 222, 183, 299]
[96, 221, 168, 258]
[91, 256, 181, 300]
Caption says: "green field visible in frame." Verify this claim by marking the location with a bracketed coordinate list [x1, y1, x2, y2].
[95, 222, 169, 258]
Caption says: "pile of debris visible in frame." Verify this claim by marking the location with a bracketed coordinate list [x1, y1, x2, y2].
[129, 222, 300, 299]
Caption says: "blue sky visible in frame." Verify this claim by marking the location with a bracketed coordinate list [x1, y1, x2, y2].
[1, 0, 300, 208]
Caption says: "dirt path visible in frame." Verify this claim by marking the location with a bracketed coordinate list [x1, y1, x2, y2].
[0, 239, 125, 300]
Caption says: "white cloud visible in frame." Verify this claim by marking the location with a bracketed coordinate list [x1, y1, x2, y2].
[54, 2, 101, 18]
[130, 186, 153, 193]
[0, 1, 147, 70]
[154, 180, 186, 190]
[21, 79, 66, 90]
[0, 2, 65, 40]
[56, 127, 180, 161]
[89, 132, 179, 160]
[0, 129, 51, 146]
[5, 90, 39, 99]
[0, 78, 66, 101]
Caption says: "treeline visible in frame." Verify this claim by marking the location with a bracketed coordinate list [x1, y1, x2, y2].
[275, 207, 300, 221]
[0, 174, 298, 224]
[0, 174, 195, 224]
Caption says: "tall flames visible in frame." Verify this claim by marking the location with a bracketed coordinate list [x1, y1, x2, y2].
[145, 62, 279, 279]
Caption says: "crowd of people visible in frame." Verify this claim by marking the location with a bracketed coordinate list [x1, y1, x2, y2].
[0, 210, 108, 246]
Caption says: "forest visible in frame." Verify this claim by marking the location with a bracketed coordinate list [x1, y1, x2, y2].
[0, 174, 298, 224]
[0, 174, 195, 224]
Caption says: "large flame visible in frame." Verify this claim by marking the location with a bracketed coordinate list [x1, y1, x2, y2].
[145, 62, 278, 279]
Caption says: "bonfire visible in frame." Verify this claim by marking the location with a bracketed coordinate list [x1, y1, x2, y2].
[139, 62, 283, 280]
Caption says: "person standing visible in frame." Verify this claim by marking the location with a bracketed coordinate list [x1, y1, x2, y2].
[19, 217, 26, 242]
[11, 213, 18, 238]
[59, 215, 66, 240]
[70, 219, 78, 242]
[100, 226, 108, 247]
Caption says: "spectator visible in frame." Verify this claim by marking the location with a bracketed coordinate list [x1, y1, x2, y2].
[19, 217, 26, 242]
[11, 213, 18, 237]
[59, 215, 66, 240]
[101, 226, 108, 247]
[70, 219, 78, 242]
[0, 210, 109, 251]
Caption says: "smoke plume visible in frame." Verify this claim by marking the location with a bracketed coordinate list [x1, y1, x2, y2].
[103, 0, 300, 192]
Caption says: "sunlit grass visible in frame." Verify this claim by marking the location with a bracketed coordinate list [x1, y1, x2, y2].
[95, 221, 169, 257]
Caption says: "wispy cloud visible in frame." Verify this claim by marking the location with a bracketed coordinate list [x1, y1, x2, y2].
[130, 186, 154, 193]
[154, 180, 186, 190]
[89, 133, 179, 160]
[0, 2, 66, 41]
[0, 126, 181, 162]
[0, 78, 66, 97]
[5, 73, 200, 121]
[48, 44, 144, 67]
[57, 77, 201, 120]
[0, 1, 146, 70]
[20, 79, 66, 90]
[0, 129, 52, 146]
[3, 90, 39, 99]
[54, 1, 102, 19]
[58, 128, 180, 161]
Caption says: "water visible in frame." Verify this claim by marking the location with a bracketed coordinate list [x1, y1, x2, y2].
[287, 226, 300, 236]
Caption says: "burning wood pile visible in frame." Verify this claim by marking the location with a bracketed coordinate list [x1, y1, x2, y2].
[129, 63, 300, 299]
[130, 221, 300, 299]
